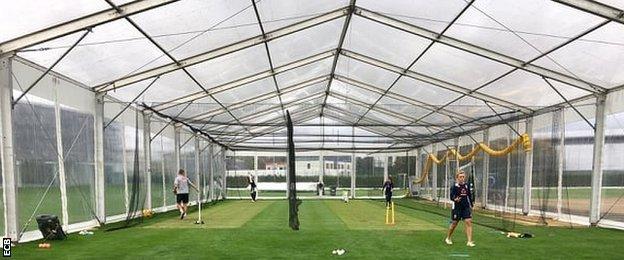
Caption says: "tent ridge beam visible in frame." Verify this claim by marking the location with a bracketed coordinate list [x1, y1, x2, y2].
[320, 0, 357, 117]
[0, 0, 179, 56]
[251, 0, 288, 120]
[553, 0, 624, 25]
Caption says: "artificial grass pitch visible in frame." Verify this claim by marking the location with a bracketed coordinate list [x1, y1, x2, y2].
[14, 199, 624, 259]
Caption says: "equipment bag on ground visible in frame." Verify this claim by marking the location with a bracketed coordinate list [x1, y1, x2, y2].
[36, 214, 67, 240]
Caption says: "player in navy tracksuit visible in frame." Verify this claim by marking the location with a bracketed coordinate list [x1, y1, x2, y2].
[445, 170, 476, 247]
[248, 175, 257, 202]
[382, 176, 394, 207]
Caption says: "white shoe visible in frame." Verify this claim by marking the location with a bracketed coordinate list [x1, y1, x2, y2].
[445, 238, 453, 245]
[466, 241, 475, 247]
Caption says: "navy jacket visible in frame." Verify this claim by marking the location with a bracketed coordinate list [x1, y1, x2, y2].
[450, 182, 474, 208]
[383, 181, 393, 195]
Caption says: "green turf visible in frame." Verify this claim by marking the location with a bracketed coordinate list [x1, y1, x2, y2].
[147, 200, 273, 229]
[326, 200, 442, 231]
[13, 198, 624, 259]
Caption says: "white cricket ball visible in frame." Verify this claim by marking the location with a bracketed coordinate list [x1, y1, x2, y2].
[332, 250, 337, 255]
[337, 249, 345, 255]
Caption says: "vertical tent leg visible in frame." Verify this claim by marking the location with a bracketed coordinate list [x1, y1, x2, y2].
[432, 144, 438, 202]
[208, 143, 214, 202]
[122, 117, 129, 213]
[54, 80, 69, 229]
[174, 124, 181, 173]
[557, 108, 566, 219]
[415, 148, 421, 196]
[590, 94, 607, 225]
[505, 125, 511, 211]
[0, 57, 19, 240]
[455, 137, 460, 170]
[319, 153, 324, 196]
[523, 118, 534, 215]
[351, 154, 356, 199]
[221, 149, 227, 199]
[445, 151, 449, 208]
[194, 135, 201, 202]
[482, 130, 490, 209]
[94, 93, 106, 223]
[470, 142, 476, 204]
[143, 113, 152, 210]
[161, 136, 166, 208]
[254, 153, 258, 198]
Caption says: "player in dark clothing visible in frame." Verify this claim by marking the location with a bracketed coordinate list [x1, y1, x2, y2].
[445, 170, 475, 247]
[382, 176, 394, 207]
[249, 175, 257, 202]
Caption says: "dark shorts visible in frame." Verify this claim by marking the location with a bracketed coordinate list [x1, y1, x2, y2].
[451, 206, 472, 221]
[385, 192, 392, 202]
[176, 193, 189, 204]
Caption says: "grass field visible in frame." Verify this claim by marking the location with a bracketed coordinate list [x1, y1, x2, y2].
[13, 198, 624, 259]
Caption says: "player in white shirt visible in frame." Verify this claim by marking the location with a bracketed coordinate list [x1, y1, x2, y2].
[173, 169, 198, 219]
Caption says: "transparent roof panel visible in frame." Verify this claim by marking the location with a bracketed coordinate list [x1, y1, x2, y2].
[0, 1, 109, 43]
[377, 96, 431, 119]
[158, 101, 220, 120]
[331, 80, 382, 104]
[356, 0, 468, 33]
[7, 0, 623, 150]
[229, 100, 281, 119]
[531, 22, 624, 88]
[326, 97, 368, 117]
[335, 55, 400, 88]
[444, 0, 604, 61]
[129, 0, 260, 60]
[256, 0, 348, 31]
[402, 126, 433, 135]
[186, 44, 270, 89]
[478, 70, 590, 108]
[213, 77, 276, 105]
[324, 107, 360, 123]
[269, 17, 344, 67]
[391, 76, 462, 106]
[280, 82, 326, 104]
[105, 77, 158, 103]
[344, 16, 433, 68]
[276, 56, 333, 87]
[446, 95, 512, 120]
[363, 126, 400, 137]
[411, 43, 513, 89]
[417, 112, 454, 127]
[108, 69, 201, 103]
[366, 110, 411, 125]
[19, 20, 171, 86]
[209, 111, 236, 125]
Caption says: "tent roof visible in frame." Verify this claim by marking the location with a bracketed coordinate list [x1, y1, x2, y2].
[2, 0, 624, 152]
